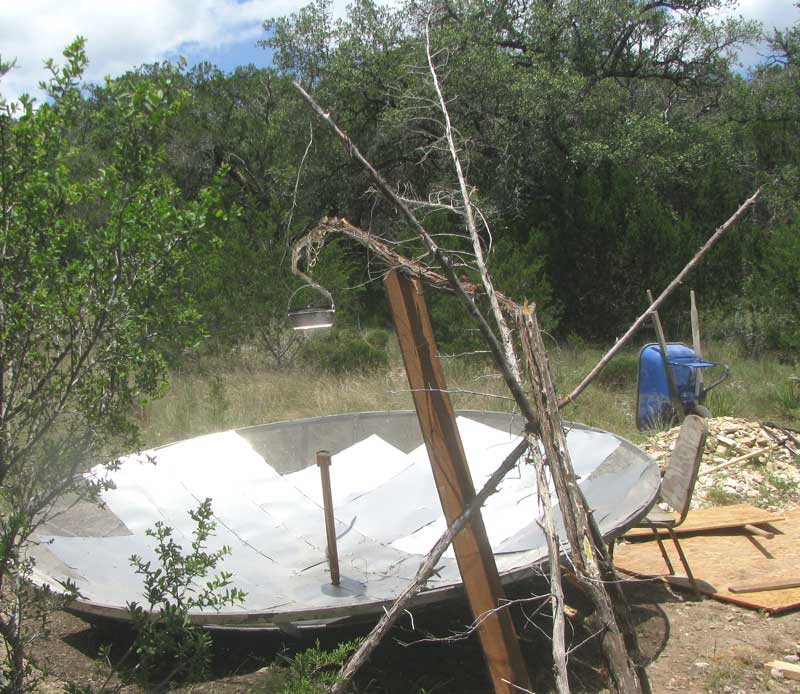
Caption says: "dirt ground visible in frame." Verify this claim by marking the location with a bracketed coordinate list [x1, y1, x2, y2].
[32, 574, 800, 694]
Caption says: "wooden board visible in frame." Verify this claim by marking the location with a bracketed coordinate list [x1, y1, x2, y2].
[615, 510, 800, 614]
[624, 503, 784, 538]
[386, 270, 531, 694]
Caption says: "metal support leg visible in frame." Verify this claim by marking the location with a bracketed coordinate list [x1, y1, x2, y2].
[667, 527, 699, 596]
[650, 527, 675, 575]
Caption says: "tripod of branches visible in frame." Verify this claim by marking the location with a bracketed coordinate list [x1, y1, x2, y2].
[290, 13, 761, 692]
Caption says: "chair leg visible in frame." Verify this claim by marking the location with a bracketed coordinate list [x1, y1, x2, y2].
[650, 527, 675, 575]
[667, 527, 700, 596]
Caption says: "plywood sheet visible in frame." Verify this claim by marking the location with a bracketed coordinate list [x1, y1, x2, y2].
[615, 509, 800, 613]
[624, 503, 784, 538]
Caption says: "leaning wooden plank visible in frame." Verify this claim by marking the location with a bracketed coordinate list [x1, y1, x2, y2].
[764, 661, 800, 680]
[386, 270, 531, 694]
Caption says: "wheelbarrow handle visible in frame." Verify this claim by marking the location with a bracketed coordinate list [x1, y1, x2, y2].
[700, 363, 729, 398]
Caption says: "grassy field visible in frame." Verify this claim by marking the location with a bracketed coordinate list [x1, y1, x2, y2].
[137, 336, 799, 449]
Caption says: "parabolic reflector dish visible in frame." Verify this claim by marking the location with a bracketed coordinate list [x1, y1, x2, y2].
[31, 411, 659, 630]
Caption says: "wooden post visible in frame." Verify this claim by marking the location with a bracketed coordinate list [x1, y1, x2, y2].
[647, 289, 685, 422]
[316, 450, 340, 586]
[385, 269, 531, 694]
[690, 290, 704, 398]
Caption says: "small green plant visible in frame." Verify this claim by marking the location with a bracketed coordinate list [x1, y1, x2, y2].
[278, 639, 361, 694]
[756, 471, 798, 508]
[703, 661, 743, 692]
[704, 387, 736, 418]
[123, 498, 246, 686]
[770, 380, 800, 420]
[704, 485, 742, 506]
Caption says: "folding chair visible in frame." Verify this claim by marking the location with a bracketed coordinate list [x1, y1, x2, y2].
[635, 414, 708, 593]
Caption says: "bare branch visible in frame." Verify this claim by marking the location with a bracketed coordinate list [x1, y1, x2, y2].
[560, 186, 762, 407]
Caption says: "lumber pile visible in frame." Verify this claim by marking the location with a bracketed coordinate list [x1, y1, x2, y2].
[641, 417, 800, 511]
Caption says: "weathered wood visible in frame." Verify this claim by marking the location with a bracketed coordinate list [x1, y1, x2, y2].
[731, 579, 800, 594]
[690, 290, 703, 397]
[316, 450, 340, 586]
[764, 661, 800, 680]
[385, 269, 531, 694]
[517, 305, 648, 694]
[528, 434, 570, 694]
[424, 23, 520, 382]
[647, 289, 684, 422]
[298, 217, 519, 312]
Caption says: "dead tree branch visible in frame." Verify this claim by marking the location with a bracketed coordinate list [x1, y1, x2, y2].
[293, 82, 647, 694]
[517, 305, 648, 694]
[424, 20, 520, 380]
[424, 25, 567, 690]
[529, 434, 570, 693]
[560, 186, 762, 407]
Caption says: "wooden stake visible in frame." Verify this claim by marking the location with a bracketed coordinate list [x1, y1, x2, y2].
[385, 270, 531, 694]
[690, 290, 703, 398]
[316, 450, 340, 586]
[647, 289, 685, 422]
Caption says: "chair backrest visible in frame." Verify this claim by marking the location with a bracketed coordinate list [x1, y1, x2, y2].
[660, 414, 708, 522]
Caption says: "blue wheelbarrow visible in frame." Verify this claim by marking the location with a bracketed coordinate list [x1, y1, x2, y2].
[636, 343, 729, 430]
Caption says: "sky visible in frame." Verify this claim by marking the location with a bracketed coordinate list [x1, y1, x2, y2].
[1, 0, 798, 106]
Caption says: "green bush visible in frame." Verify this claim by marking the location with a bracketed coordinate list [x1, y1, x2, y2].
[298, 328, 390, 373]
[595, 354, 639, 390]
[124, 499, 246, 686]
[278, 640, 360, 694]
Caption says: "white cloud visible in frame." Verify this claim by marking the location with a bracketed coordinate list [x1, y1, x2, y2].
[717, 1, 800, 69]
[734, 0, 798, 32]
[0, 0, 311, 105]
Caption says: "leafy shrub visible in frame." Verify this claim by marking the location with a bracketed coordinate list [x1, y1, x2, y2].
[278, 640, 360, 694]
[298, 328, 390, 373]
[124, 499, 246, 685]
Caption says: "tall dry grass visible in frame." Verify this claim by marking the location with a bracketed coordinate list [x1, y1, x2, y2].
[137, 336, 798, 449]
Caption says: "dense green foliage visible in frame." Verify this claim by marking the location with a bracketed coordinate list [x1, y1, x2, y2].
[3, 1, 783, 360]
[4, 2, 793, 363]
[259, 0, 773, 343]
[0, 39, 222, 693]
